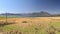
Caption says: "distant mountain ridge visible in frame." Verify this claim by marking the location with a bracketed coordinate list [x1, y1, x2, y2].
[0, 13, 23, 17]
[27, 11, 51, 17]
[0, 11, 60, 17]
[0, 13, 22, 15]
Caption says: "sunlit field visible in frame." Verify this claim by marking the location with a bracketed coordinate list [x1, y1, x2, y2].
[0, 17, 60, 34]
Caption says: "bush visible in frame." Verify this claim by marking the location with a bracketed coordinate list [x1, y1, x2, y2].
[22, 21, 28, 23]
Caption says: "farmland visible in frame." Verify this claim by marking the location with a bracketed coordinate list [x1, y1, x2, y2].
[0, 17, 60, 34]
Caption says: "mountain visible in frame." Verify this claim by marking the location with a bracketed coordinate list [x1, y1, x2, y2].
[51, 14, 60, 17]
[0, 13, 23, 17]
[27, 11, 51, 17]
[0, 11, 60, 17]
[0, 13, 22, 15]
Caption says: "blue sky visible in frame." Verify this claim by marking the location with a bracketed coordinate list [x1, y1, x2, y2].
[0, 0, 60, 14]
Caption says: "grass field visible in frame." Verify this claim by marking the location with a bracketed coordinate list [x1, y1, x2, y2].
[0, 17, 60, 34]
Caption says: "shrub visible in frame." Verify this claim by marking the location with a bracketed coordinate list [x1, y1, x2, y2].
[22, 21, 28, 23]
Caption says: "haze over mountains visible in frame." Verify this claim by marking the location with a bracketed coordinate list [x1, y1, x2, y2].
[0, 11, 60, 17]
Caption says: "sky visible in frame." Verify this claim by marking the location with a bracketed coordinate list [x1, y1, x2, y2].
[0, 0, 60, 14]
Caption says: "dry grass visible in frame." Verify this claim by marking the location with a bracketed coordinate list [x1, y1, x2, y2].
[0, 17, 60, 34]
[0, 17, 60, 27]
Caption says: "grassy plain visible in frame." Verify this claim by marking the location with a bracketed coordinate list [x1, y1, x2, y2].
[0, 17, 60, 34]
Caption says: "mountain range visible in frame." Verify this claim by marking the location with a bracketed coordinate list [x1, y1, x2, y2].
[0, 11, 60, 17]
